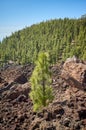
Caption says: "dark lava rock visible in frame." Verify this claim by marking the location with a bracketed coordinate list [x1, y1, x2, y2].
[0, 63, 86, 130]
[63, 118, 71, 127]
[53, 106, 64, 115]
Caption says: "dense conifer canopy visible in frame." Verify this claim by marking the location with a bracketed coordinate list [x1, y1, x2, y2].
[0, 18, 86, 66]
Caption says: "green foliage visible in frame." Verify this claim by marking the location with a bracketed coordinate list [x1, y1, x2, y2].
[0, 18, 86, 66]
[29, 52, 54, 111]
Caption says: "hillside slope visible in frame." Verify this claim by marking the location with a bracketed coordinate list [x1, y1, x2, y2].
[0, 18, 86, 66]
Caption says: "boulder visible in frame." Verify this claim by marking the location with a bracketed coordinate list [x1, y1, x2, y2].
[0, 64, 33, 84]
[6, 83, 30, 100]
[61, 56, 86, 90]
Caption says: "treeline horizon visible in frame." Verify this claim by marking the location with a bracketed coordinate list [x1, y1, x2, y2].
[0, 17, 86, 66]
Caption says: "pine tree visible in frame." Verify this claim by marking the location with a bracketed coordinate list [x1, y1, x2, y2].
[29, 52, 54, 111]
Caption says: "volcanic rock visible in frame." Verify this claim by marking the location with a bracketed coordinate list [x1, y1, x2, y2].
[0, 62, 86, 130]
[0, 64, 33, 84]
[61, 56, 86, 90]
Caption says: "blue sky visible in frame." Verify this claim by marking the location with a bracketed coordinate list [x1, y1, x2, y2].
[0, 0, 86, 41]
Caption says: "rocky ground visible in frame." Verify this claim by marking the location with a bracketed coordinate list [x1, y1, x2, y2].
[0, 58, 86, 130]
